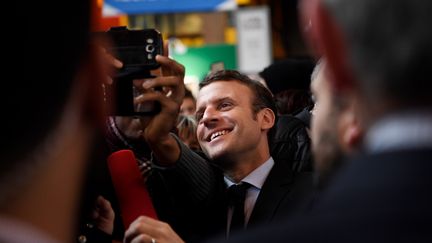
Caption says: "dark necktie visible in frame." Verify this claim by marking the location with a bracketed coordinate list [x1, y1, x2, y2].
[227, 182, 250, 235]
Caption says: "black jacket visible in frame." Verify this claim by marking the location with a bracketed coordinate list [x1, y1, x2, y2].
[271, 115, 313, 173]
[222, 149, 432, 243]
[151, 137, 315, 242]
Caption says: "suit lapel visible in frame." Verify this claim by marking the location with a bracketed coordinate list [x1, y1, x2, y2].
[247, 160, 295, 227]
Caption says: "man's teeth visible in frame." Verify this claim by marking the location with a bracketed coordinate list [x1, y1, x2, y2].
[210, 130, 228, 141]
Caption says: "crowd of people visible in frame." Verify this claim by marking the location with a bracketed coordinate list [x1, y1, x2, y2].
[3, 0, 432, 242]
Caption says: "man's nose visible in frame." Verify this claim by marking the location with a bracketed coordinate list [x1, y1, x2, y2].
[201, 107, 219, 126]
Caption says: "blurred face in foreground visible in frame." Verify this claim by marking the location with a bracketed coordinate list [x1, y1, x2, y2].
[311, 67, 345, 180]
[310, 64, 363, 184]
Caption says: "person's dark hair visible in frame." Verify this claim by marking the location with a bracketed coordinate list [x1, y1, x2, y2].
[323, 0, 432, 106]
[184, 88, 196, 101]
[259, 58, 315, 95]
[200, 70, 277, 144]
[275, 89, 314, 115]
[2, 2, 91, 179]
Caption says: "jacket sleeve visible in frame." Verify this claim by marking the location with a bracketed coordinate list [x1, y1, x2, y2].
[151, 133, 217, 203]
[271, 116, 313, 173]
[147, 134, 224, 242]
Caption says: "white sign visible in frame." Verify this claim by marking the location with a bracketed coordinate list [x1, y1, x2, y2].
[235, 6, 272, 74]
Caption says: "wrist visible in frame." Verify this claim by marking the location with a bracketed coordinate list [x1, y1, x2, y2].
[146, 133, 180, 166]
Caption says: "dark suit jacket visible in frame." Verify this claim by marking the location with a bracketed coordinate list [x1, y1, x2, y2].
[151, 136, 314, 242]
[248, 160, 314, 228]
[223, 148, 432, 243]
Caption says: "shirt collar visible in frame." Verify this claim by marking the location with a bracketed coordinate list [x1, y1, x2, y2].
[0, 216, 58, 243]
[224, 157, 275, 190]
[365, 111, 432, 153]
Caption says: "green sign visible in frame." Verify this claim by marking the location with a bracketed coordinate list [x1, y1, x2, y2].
[172, 44, 237, 82]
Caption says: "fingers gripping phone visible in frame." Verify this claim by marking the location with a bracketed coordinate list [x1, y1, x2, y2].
[105, 26, 163, 116]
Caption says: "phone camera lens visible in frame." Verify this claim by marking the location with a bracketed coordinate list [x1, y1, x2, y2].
[146, 44, 155, 53]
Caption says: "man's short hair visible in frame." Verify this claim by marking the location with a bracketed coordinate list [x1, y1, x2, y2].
[200, 70, 277, 143]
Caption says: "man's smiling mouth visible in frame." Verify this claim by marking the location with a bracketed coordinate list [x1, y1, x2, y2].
[209, 130, 230, 141]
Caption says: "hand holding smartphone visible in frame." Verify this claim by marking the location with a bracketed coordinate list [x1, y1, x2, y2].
[103, 26, 164, 116]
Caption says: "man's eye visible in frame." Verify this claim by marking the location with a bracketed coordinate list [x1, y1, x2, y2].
[219, 102, 232, 109]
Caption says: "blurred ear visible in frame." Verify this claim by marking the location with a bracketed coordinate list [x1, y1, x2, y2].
[344, 121, 363, 151]
[338, 105, 363, 153]
[259, 108, 276, 131]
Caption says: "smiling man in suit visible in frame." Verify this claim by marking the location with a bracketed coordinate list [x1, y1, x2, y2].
[124, 70, 314, 242]
[192, 71, 313, 234]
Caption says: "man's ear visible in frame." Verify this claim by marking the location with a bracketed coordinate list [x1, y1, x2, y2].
[259, 108, 276, 131]
[338, 106, 363, 153]
[344, 122, 363, 151]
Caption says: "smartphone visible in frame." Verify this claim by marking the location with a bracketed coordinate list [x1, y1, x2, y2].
[107, 26, 163, 77]
[104, 26, 163, 116]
